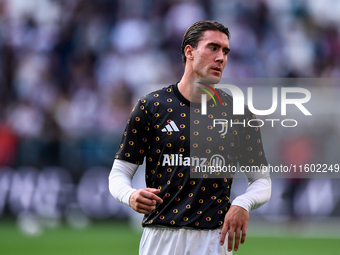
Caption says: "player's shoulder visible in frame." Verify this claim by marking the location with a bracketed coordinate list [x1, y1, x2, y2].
[139, 84, 175, 105]
[216, 88, 238, 108]
[216, 88, 255, 118]
[216, 88, 233, 102]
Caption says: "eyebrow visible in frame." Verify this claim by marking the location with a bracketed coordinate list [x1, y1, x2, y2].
[207, 42, 230, 53]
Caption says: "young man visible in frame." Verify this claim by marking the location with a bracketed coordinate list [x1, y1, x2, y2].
[109, 20, 271, 255]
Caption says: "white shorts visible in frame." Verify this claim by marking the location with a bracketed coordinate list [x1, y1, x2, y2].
[139, 226, 232, 255]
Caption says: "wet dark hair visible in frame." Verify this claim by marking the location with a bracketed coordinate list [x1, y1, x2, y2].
[181, 20, 230, 63]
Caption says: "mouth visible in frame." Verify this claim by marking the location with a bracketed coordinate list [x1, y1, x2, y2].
[211, 67, 222, 74]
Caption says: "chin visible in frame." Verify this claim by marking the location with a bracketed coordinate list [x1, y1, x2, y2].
[202, 76, 221, 85]
[195, 73, 221, 85]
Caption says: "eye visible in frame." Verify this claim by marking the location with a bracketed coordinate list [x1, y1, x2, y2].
[210, 46, 217, 51]
[223, 49, 230, 55]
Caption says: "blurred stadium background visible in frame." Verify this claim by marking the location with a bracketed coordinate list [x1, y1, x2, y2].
[0, 0, 340, 254]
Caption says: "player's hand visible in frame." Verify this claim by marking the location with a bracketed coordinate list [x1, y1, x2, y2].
[129, 188, 163, 214]
[219, 205, 249, 252]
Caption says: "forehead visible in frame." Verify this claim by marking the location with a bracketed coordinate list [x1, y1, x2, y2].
[198, 30, 230, 48]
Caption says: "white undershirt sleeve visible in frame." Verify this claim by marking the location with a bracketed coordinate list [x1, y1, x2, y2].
[108, 159, 139, 207]
[231, 167, 271, 212]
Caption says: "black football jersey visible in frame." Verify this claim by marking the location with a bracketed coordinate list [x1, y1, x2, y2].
[115, 83, 267, 229]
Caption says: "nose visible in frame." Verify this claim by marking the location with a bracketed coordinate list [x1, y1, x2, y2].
[216, 49, 225, 64]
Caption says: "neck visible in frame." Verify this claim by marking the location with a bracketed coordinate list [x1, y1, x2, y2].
[177, 70, 215, 103]
[177, 72, 192, 102]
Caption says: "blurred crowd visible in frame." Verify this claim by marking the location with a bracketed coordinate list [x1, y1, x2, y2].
[0, 0, 339, 174]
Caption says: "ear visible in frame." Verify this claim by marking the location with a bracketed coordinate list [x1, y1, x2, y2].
[184, 45, 194, 61]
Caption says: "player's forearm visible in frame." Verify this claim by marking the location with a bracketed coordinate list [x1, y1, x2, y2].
[232, 167, 271, 211]
[231, 176, 271, 212]
[108, 159, 138, 206]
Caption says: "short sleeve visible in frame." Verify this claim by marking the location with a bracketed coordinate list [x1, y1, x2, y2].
[237, 110, 268, 168]
[115, 99, 151, 165]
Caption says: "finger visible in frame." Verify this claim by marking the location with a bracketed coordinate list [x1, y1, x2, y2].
[136, 207, 153, 214]
[234, 228, 241, 251]
[227, 226, 235, 252]
[136, 195, 157, 206]
[142, 190, 163, 204]
[145, 188, 164, 196]
[136, 202, 156, 212]
[241, 224, 247, 244]
[145, 188, 160, 193]
[219, 224, 229, 245]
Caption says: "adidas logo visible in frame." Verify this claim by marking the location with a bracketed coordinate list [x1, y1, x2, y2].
[161, 121, 179, 132]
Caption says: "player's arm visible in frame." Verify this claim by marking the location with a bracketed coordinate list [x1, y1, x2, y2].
[108, 159, 163, 214]
[220, 110, 271, 251]
[109, 98, 162, 213]
[232, 170, 271, 211]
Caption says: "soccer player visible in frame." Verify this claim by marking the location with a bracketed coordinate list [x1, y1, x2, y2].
[109, 20, 271, 255]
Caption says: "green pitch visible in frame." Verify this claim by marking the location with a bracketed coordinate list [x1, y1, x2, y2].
[0, 220, 339, 255]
